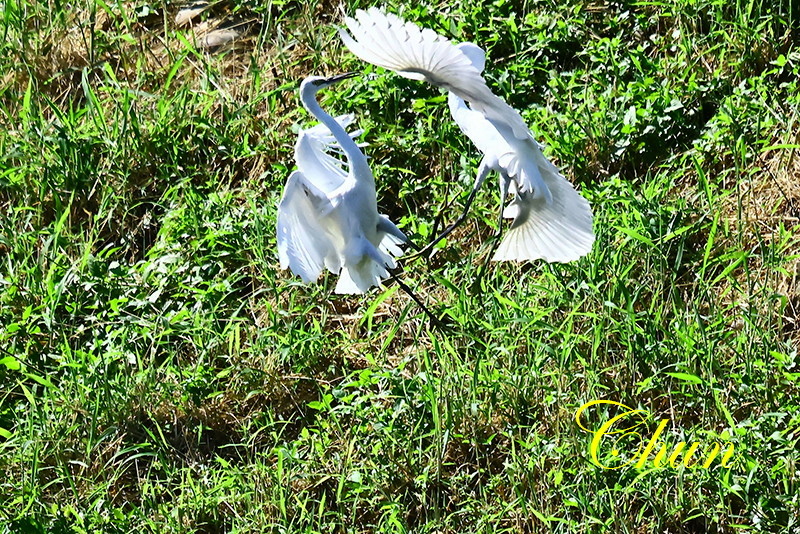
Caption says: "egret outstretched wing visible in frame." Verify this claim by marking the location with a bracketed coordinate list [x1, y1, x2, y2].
[277, 170, 337, 282]
[339, 7, 531, 140]
[294, 114, 363, 199]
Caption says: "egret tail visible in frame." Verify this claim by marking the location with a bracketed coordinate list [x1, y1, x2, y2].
[335, 227, 405, 294]
[493, 153, 593, 263]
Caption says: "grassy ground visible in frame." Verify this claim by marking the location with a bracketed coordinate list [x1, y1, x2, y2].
[1, 0, 799, 532]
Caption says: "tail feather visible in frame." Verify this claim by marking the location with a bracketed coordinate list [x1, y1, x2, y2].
[336, 260, 389, 294]
[493, 153, 594, 263]
[377, 215, 407, 260]
[334, 225, 406, 294]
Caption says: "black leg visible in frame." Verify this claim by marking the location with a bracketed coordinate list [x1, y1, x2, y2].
[470, 174, 512, 293]
[388, 267, 451, 330]
[406, 160, 492, 261]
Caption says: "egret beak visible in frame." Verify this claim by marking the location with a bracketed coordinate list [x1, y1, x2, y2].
[326, 72, 358, 84]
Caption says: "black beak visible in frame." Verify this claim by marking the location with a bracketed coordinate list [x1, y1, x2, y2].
[326, 72, 358, 84]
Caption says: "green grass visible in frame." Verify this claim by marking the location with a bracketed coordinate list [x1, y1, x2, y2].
[1, 0, 799, 532]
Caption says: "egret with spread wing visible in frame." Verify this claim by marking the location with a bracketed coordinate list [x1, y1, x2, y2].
[339, 8, 594, 263]
[277, 73, 406, 294]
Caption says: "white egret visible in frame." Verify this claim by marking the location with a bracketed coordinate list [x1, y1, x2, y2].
[277, 73, 407, 294]
[339, 8, 595, 263]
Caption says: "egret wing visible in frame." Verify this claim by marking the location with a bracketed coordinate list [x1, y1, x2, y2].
[277, 170, 337, 283]
[339, 7, 531, 139]
[450, 94, 553, 202]
[303, 114, 365, 154]
[491, 150, 594, 263]
[294, 114, 363, 197]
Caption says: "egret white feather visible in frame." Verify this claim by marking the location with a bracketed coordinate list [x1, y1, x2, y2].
[339, 7, 531, 140]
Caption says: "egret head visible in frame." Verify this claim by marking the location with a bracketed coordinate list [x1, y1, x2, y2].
[456, 42, 486, 74]
[300, 72, 358, 99]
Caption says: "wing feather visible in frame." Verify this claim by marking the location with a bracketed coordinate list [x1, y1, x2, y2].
[492, 166, 594, 263]
[294, 114, 362, 197]
[277, 171, 336, 282]
[339, 8, 532, 139]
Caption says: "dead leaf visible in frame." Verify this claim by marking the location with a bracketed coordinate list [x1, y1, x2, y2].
[197, 28, 240, 49]
[176, 3, 209, 27]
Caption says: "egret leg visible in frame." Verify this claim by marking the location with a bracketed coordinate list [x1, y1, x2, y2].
[388, 267, 451, 330]
[470, 174, 512, 293]
[408, 159, 492, 260]
[495, 173, 512, 236]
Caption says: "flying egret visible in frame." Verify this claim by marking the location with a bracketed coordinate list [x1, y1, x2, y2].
[339, 8, 595, 263]
[277, 73, 407, 294]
